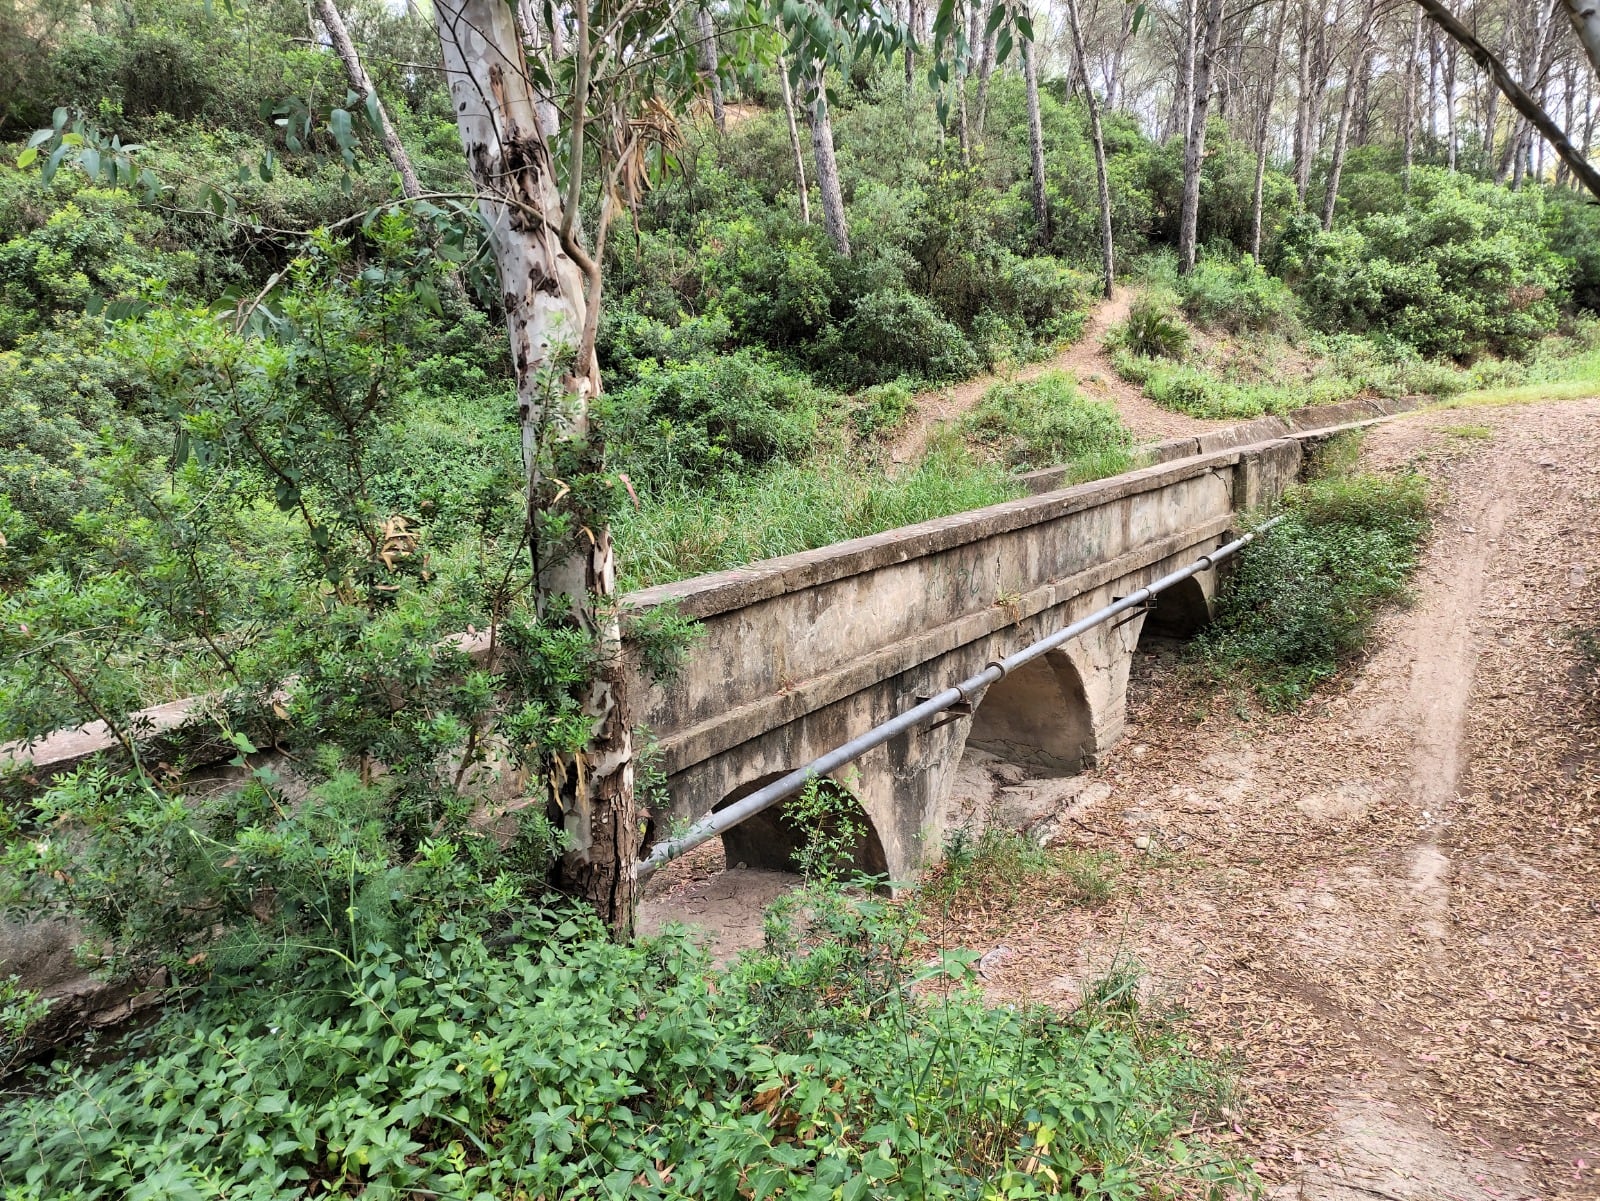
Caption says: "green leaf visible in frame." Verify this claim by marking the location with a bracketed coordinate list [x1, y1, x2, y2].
[16, 146, 36, 169]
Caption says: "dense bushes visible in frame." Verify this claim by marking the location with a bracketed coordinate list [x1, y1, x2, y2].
[812, 289, 979, 387]
[1174, 254, 1298, 334]
[1200, 455, 1430, 708]
[0, 893, 1248, 1200]
[600, 349, 828, 481]
[1284, 169, 1566, 358]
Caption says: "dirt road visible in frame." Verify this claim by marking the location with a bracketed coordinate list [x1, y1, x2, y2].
[943, 398, 1600, 1199]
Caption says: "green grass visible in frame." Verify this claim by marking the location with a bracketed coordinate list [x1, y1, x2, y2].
[1442, 423, 1493, 439]
[617, 374, 1143, 591]
[962, 371, 1135, 474]
[922, 825, 1116, 909]
[614, 438, 1028, 591]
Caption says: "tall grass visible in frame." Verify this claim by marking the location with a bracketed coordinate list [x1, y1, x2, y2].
[614, 439, 1028, 591]
[962, 371, 1135, 475]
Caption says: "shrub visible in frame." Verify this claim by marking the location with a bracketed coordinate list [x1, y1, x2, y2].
[962, 371, 1133, 474]
[849, 379, 916, 438]
[0, 895, 1251, 1200]
[1200, 467, 1429, 709]
[1112, 292, 1190, 360]
[1177, 254, 1298, 334]
[598, 305, 735, 385]
[812, 289, 980, 388]
[1287, 168, 1566, 358]
[600, 349, 828, 482]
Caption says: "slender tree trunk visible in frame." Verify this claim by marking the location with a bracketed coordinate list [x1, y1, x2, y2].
[1321, 0, 1374, 231]
[778, 55, 812, 224]
[1023, 36, 1050, 244]
[906, 0, 918, 92]
[315, 0, 422, 198]
[807, 65, 851, 255]
[696, 8, 725, 132]
[1444, 38, 1458, 169]
[974, 6, 998, 138]
[1252, 0, 1290, 258]
[432, 0, 637, 934]
[1403, 5, 1422, 187]
[1108, 0, 1134, 109]
[1176, 0, 1200, 147]
[1178, 0, 1226, 273]
[1294, 0, 1313, 200]
[1066, 0, 1115, 296]
[1484, 73, 1500, 169]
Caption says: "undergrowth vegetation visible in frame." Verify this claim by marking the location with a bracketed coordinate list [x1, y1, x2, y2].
[1198, 434, 1431, 708]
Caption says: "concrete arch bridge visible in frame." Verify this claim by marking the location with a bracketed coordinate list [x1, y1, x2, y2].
[622, 402, 1413, 878]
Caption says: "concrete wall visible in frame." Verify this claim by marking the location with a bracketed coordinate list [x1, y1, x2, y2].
[2, 396, 1416, 1023]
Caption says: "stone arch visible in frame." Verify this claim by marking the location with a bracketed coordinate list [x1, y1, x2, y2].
[716, 772, 890, 877]
[1140, 573, 1215, 641]
[963, 649, 1097, 777]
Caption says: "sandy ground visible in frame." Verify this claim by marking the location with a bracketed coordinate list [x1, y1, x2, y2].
[935, 399, 1600, 1199]
[887, 286, 1227, 467]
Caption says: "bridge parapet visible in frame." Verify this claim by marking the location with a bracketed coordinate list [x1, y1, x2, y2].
[623, 432, 1314, 877]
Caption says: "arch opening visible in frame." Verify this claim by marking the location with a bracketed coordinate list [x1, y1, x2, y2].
[1138, 575, 1213, 643]
[716, 773, 890, 879]
[964, 649, 1096, 777]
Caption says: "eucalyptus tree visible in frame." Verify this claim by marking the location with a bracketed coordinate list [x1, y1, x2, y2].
[429, 0, 1024, 929]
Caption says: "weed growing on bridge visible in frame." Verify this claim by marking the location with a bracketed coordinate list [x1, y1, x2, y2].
[1199, 467, 1430, 709]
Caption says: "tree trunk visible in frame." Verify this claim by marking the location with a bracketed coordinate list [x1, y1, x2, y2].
[1178, 0, 1226, 273]
[1321, 0, 1374, 231]
[807, 65, 851, 255]
[906, 0, 918, 92]
[432, 0, 637, 934]
[1443, 37, 1457, 169]
[1176, 0, 1200, 146]
[778, 55, 812, 224]
[1108, 0, 1134, 109]
[1562, 0, 1600, 78]
[1403, 4, 1421, 188]
[696, 8, 725, 132]
[1023, 36, 1050, 244]
[974, 4, 998, 138]
[1251, 0, 1289, 259]
[315, 0, 423, 199]
[1066, 0, 1114, 296]
[1294, 0, 1313, 200]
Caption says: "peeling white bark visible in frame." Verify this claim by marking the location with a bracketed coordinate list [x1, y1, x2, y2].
[432, 0, 637, 931]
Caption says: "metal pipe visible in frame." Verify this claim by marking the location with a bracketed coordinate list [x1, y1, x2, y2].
[635, 517, 1284, 881]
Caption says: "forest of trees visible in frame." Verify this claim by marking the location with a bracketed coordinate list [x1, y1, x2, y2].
[0, 0, 1598, 1194]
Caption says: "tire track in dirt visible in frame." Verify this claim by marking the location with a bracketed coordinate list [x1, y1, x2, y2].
[935, 399, 1600, 1200]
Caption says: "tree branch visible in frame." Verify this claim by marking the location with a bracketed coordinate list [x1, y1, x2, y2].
[1411, 0, 1600, 201]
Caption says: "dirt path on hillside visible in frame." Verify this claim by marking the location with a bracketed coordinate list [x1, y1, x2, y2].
[940, 399, 1600, 1199]
[887, 286, 1224, 467]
